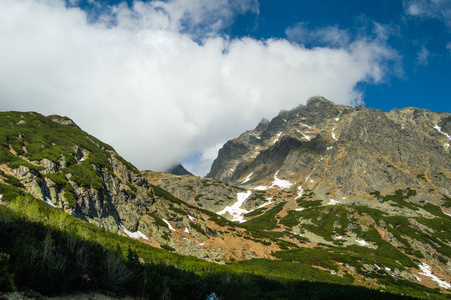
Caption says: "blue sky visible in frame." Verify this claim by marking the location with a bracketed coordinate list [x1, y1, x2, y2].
[231, 0, 451, 113]
[0, 0, 450, 175]
[74, 0, 450, 112]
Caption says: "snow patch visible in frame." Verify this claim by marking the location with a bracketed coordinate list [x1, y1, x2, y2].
[328, 199, 342, 205]
[332, 127, 338, 141]
[335, 117, 340, 121]
[295, 208, 305, 212]
[271, 171, 293, 189]
[434, 125, 451, 149]
[444, 211, 451, 217]
[253, 185, 269, 191]
[79, 157, 85, 162]
[299, 123, 312, 129]
[216, 191, 252, 223]
[374, 264, 381, 270]
[298, 131, 312, 141]
[242, 172, 254, 184]
[119, 223, 150, 241]
[0, 194, 3, 200]
[199, 242, 205, 246]
[335, 236, 343, 240]
[257, 198, 273, 209]
[295, 185, 304, 200]
[188, 215, 195, 221]
[45, 196, 57, 208]
[184, 228, 189, 233]
[419, 263, 451, 289]
[327, 146, 333, 150]
[253, 172, 293, 191]
[355, 239, 369, 246]
[273, 132, 283, 144]
[162, 219, 176, 231]
[302, 134, 312, 141]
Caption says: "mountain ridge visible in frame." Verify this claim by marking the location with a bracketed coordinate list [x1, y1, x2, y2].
[1, 99, 450, 298]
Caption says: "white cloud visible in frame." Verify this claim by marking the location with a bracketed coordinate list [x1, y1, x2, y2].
[286, 23, 351, 47]
[183, 143, 224, 176]
[403, 0, 451, 28]
[416, 45, 430, 65]
[0, 0, 399, 174]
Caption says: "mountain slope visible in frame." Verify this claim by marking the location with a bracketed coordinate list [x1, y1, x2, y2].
[204, 97, 451, 293]
[1, 107, 450, 298]
[0, 111, 245, 262]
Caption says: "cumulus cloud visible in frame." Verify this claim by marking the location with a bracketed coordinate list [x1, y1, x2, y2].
[0, 0, 399, 175]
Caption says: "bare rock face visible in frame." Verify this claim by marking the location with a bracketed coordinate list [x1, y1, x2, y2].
[200, 97, 451, 290]
[1, 112, 235, 263]
[143, 171, 244, 213]
[207, 96, 451, 202]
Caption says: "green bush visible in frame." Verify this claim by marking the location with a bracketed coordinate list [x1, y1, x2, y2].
[63, 163, 103, 190]
[45, 172, 68, 186]
[64, 183, 77, 207]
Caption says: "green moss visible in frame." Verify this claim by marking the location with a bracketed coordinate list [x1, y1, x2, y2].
[422, 203, 444, 217]
[63, 162, 103, 190]
[1, 173, 25, 189]
[45, 172, 68, 186]
[190, 222, 206, 235]
[64, 183, 77, 208]
[150, 184, 185, 206]
[244, 206, 267, 218]
[114, 154, 139, 174]
[167, 205, 186, 215]
[243, 202, 286, 230]
[443, 195, 451, 208]
[147, 212, 168, 228]
[160, 244, 175, 252]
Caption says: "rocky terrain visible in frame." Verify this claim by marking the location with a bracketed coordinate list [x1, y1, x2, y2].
[202, 96, 451, 292]
[0, 111, 278, 263]
[1, 98, 450, 297]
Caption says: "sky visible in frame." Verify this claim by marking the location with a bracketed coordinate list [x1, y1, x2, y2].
[0, 0, 450, 176]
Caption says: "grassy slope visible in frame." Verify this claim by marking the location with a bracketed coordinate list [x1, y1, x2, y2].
[0, 183, 429, 299]
[0, 111, 446, 299]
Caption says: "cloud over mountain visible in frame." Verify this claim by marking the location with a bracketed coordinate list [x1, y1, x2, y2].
[0, 0, 399, 174]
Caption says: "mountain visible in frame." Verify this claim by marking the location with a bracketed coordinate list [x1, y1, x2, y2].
[0, 111, 241, 262]
[166, 163, 194, 176]
[0, 102, 450, 299]
[203, 96, 451, 292]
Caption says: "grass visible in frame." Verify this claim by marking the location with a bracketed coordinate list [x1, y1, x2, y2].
[243, 201, 286, 230]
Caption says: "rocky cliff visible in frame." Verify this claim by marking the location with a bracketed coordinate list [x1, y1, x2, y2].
[0, 111, 278, 263]
[204, 97, 451, 292]
[2, 102, 451, 295]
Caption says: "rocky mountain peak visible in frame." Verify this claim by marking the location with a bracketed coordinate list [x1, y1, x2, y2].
[207, 97, 451, 199]
[48, 114, 81, 129]
[166, 163, 193, 176]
